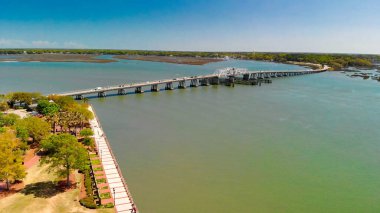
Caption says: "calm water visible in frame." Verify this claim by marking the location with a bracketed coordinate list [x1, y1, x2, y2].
[1, 59, 380, 212]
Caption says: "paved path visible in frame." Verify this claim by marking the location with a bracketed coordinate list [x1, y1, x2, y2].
[88, 106, 137, 213]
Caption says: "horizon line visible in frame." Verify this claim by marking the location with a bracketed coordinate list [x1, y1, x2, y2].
[0, 48, 379, 56]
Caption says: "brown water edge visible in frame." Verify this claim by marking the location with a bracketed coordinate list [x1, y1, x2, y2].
[113, 55, 223, 65]
[0, 54, 117, 63]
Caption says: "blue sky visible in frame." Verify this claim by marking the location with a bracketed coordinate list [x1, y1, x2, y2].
[0, 0, 379, 54]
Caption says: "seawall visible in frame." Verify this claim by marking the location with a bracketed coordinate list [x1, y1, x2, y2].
[88, 105, 138, 213]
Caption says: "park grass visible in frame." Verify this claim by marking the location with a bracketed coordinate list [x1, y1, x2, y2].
[0, 163, 114, 213]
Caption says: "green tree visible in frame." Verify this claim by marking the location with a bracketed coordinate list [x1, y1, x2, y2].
[16, 117, 51, 144]
[0, 113, 20, 127]
[48, 95, 76, 110]
[40, 134, 89, 186]
[16, 126, 29, 143]
[0, 128, 27, 190]
[37, 100, 60, 116]
[8, 92, 42, 107]
[0, 101, 9, 111]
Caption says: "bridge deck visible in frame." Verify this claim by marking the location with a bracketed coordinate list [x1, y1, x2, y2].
[56, 67, 328, 97]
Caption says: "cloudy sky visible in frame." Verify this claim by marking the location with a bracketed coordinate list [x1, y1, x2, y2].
[0, 0, 379, 54]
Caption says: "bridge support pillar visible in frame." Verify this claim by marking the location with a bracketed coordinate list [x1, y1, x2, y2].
[98, 92, 106, 97]
[165, 82, 174, 90]
[178, 81, 186, 89]
[210, 77, 220, 85]
[118, 89, 126, 95]
[225, 76, 235, 87]
[200, 78, 210, 86]
[190, 79, 199, 87]
[135, 87, 143, 93]
[151, 84, 159, 92]
[243, 74, 250, 80]
[75, 95, 84, 100]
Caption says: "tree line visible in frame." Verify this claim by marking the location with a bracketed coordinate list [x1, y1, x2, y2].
[1, 48, 379, 70]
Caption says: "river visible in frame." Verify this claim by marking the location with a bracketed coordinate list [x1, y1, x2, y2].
[1, 58, 380, 212]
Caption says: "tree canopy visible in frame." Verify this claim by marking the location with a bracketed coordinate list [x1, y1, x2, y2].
[0, 113, 20, 127]
[37, 100, 60, 116]
[15, 116, 51, 144]
[40, 133, 89, 186]
[7, 92, 42, 107]
[0, 128, 27, 190]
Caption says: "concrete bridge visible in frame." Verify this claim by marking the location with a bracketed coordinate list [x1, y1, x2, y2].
[56, 66, 328, 99]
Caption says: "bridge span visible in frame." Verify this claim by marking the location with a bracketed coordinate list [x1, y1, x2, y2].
[56, 66, 328, 99]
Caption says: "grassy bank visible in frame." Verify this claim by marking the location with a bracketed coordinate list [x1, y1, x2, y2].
[0, 163, 114, 213]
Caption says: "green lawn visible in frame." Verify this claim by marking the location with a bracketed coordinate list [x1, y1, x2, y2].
[0, 163, 114, 213]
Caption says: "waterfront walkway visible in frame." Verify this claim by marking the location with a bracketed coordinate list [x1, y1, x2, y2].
[88, 106, 137, 213]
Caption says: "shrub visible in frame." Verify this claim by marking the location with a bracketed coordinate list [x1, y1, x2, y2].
[91, 159, 101, 165]
[79, 196, 97, 209]
[80, 128, 94, 137]
[83, 137, 94, 147]
[100, 192, 111, 199]
[84, 170, 93, 196]
[96, 178, 106, 184]
[103, 203, 114, 208]
[93, 167, 103, 172]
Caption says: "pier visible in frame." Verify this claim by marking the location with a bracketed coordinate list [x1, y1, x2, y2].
[56, 66, 328, 99]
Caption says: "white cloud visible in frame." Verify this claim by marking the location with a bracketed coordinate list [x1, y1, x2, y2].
[31, 40, 58, 47]
[0, 38, 86, 49]
[63, 41, 86, 48]
[0, 38, 27, 47]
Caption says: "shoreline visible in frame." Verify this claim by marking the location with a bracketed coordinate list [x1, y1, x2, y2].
[113, 55, 223, 65]
[88, 105, 138, 213]
[0, 54, 116, 63]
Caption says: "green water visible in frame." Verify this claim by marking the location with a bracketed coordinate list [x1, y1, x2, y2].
[1, 59, 380, 212]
